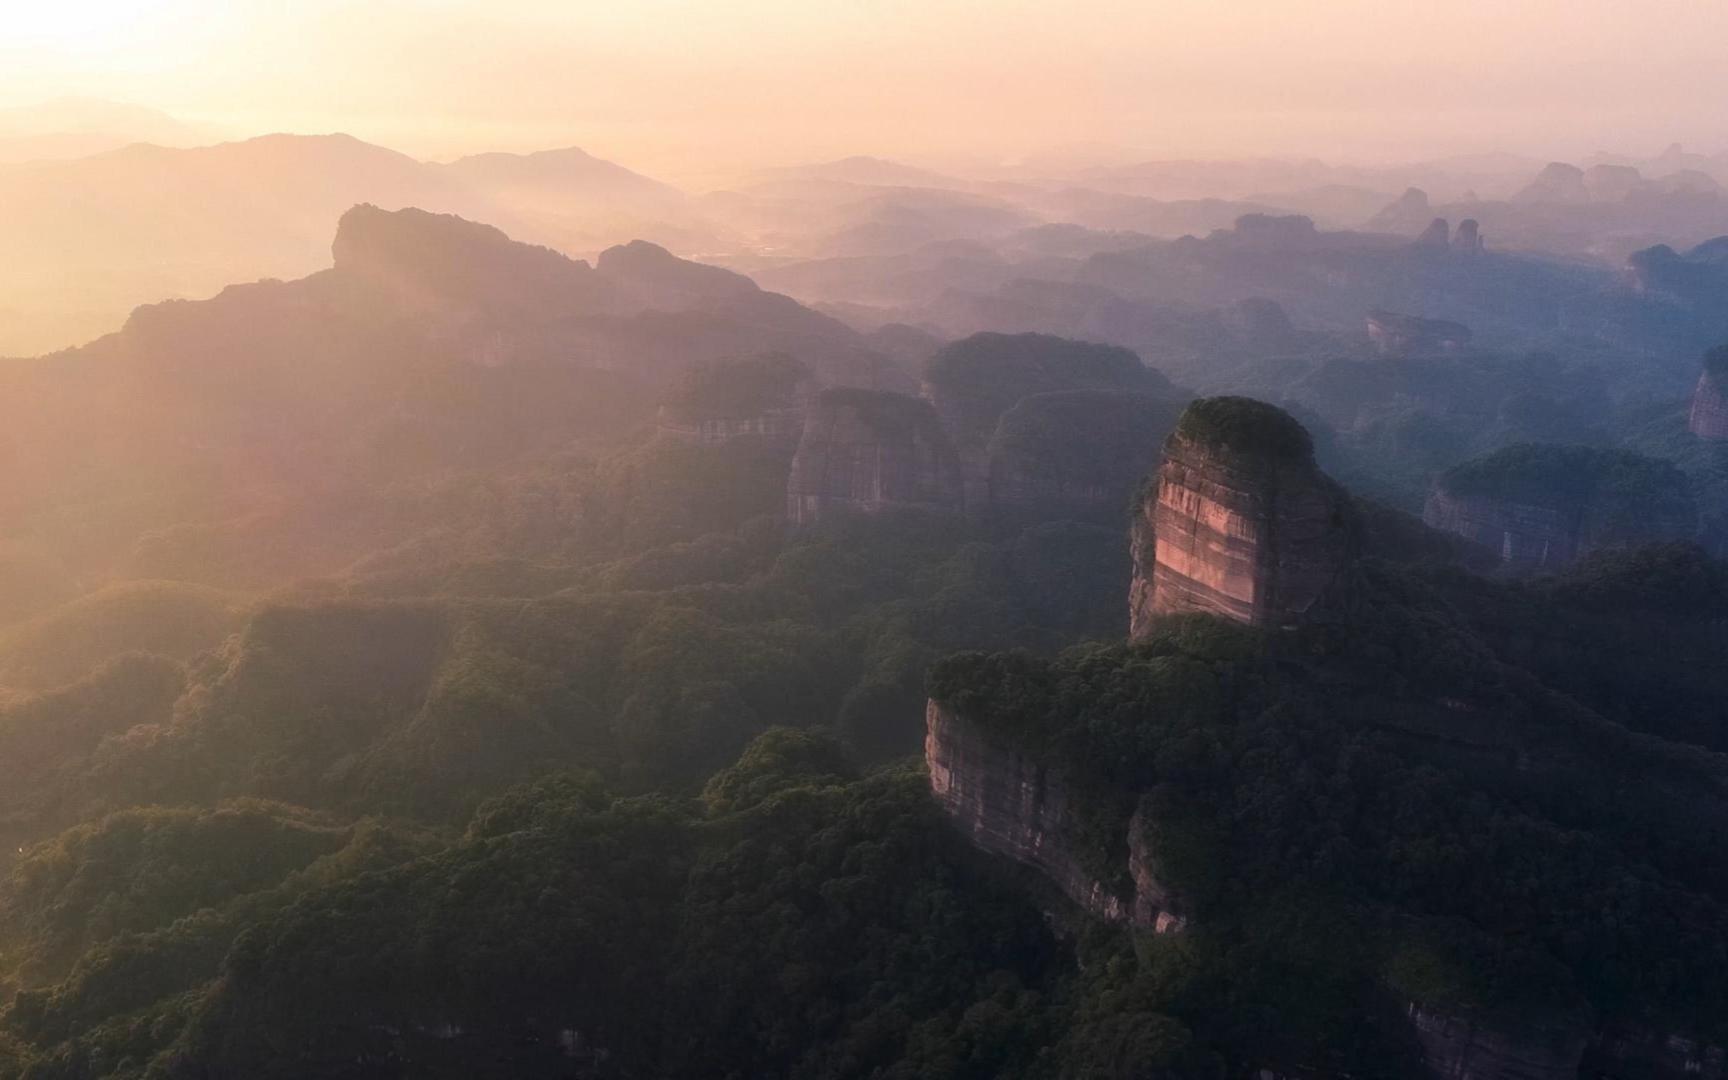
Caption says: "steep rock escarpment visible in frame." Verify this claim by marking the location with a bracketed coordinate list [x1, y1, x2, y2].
[1130, 397, 1358, 634]
[1452, 218, 1483, 255]
[1690, 347, 1728, 440]
[1423, 444, 1697, 573]
[924, 701, 1182, 932]
[785, 388, 962, 524]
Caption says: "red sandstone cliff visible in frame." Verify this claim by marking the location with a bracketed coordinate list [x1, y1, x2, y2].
[1129, 398, 1357, 635]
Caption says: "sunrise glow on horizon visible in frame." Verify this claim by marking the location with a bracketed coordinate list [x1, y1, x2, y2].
[4, 0, 1727, 172]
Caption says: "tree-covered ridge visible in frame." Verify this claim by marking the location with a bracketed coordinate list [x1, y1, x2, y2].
[987, 390, 1186, 493]
[928, 562, 1728, 1062]
[1437, 442, 1693, 510]
[1172, 395, 1315, 461]
[659, 352, 811, 424]
[923, 332, 1173, 448]
[0, 749, 1080, 1080]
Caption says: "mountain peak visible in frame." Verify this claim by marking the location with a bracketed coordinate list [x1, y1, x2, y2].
[332, 204, 593, 312]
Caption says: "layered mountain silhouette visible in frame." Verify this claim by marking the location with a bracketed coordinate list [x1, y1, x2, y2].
[0, 205, 890, 589]
[0, 134, 697, 355]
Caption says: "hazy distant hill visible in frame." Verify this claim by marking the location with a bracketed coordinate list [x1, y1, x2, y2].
[757, 154, 969, 190]
[0, 97, 211, 163]
[0, 204, 888, 594]
[0, 134, 697, 356]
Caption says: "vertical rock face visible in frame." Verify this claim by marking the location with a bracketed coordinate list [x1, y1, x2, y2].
[786, 387, 962, 525]
[924, 701, 1183, 932]
[1406, 1004, 1588, 1080]
[1422, 444, 1698, 573]
[1690, 347, 1728, 440]
[1421, 491, 1580, 570]
[1130, 397, 1358, 635]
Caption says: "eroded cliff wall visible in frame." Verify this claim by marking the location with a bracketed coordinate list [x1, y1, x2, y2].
[924, 701, 1183, 932]
[1130, 398, 1357, 634]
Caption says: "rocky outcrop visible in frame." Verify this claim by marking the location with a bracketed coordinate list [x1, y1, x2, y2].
[1366, 310, 1473, 355]
[786, 388, 961, 524]
[924, 700, 1183, 932]
[1406, 1003, 1589, 1080]
[1452, 218, 1483, 255]
[1130, 397, 1358, 634]
[1423, 444, 1697, 572]
[1689, 347, 1728, 440]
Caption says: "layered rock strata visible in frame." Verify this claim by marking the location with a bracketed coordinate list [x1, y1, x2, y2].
[1130, 397, 1358, 634]
[1422, 445, 1697, 573]
[924, 700, 1183, 932]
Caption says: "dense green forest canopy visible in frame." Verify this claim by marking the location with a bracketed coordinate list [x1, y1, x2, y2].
[3, 203, 1728, 1077]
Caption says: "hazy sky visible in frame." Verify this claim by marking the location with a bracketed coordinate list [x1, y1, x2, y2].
[4, 0, 1727, 177]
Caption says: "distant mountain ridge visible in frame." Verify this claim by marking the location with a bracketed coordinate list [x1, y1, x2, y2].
[0, 132, 694, 356]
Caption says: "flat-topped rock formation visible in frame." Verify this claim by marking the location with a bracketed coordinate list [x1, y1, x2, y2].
[1366, 309, 1473, 355]
[785, 387, 962, 524]
[1423, 444, 1697, 572]
[924, 700, 1184, 932]
[1130, 397, 1358, 634]
[1452, 218, 1483, 255]
[985, 389, 1185, 517]
[921, 332, 1171, 507]
[1690, 345, 1728, 440]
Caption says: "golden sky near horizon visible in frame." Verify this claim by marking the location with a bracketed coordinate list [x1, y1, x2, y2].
[3, 0, 1727, 174]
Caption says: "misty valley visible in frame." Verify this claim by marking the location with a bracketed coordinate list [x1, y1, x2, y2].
[5, 69, 1728, 1080]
